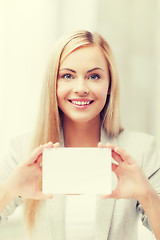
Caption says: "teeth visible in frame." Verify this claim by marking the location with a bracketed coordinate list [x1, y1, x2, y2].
[71, 101, 90, 106]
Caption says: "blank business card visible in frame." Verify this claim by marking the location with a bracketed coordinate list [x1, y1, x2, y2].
[42, 148, 111, 194]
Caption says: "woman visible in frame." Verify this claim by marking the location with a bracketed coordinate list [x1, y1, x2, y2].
[0, 30, 160, 240]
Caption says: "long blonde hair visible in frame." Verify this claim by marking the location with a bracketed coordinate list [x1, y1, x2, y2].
[24, 30, 122, 232]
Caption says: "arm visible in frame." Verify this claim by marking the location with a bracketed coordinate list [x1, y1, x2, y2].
[0, 181, 17, 215]
[0, 141, 57, 220]
[139, 185, 160, 240]
[98, 140, 160, 240]
[0, 137, 25, 222]
[137, 136, 160, 239]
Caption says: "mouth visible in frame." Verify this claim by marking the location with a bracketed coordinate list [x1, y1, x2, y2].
[68, 99, 94, 106]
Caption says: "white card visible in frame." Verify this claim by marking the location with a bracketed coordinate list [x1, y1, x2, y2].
[42, 148, 111, 194]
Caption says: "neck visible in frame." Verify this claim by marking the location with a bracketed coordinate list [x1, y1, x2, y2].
[62, 117, 101, 147]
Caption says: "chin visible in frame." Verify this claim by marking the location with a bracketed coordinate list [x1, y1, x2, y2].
[66, 114, 100, 125]
[71, 118, 92, 124]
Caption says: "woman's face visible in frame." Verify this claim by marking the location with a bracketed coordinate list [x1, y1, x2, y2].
[57, 44, 110, 124]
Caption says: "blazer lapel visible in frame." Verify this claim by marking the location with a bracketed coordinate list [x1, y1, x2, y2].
[95, 196, 115, 240]
[46, 195, 65, 240]
[95, 127, 118, 240]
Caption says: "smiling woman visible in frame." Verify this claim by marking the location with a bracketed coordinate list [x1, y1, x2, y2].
[0, 30, 160, 240]
[57, 45, 110, 128]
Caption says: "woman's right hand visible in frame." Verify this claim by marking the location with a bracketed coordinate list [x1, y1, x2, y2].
[4, 142, 60, 200]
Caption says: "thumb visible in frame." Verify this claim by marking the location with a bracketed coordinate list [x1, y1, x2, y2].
[34, 191, 53, 200]
[98, 142, 106, 148]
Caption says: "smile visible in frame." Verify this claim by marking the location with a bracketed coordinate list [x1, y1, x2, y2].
[68, 99, 94, 107]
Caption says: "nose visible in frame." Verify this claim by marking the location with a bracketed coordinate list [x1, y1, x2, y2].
[74, 78, 89, 96]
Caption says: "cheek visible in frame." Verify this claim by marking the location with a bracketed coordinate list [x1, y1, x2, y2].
[57, 83, 70, 101]
[94, 84, 109, 103]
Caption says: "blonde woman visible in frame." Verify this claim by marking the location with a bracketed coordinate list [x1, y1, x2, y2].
[0, 30, 160, 240]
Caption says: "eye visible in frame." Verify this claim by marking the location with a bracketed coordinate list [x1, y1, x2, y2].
[61, 74, 73, 79]
[89, 74, 101, 80]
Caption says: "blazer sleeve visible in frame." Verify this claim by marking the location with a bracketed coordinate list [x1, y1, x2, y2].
[136, 135, 160, 231]
[0, 134, 30, 226]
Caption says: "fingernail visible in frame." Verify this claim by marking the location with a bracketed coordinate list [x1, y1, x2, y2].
[115, 147, 118, 152]
[106, 142, 110, 146]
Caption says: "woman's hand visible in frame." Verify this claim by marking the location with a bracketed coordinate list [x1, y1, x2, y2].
[98, 142, 152, 202]
[4, 142, 60, 200]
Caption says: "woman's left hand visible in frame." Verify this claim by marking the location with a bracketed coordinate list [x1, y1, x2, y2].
[98, 142, 152, 202]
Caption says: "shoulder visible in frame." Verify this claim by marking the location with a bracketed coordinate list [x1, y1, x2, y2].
[9, 131, 33, 150]
[101, 127, 154, 149]
[116, 129, 157, 168]
[117, 129, 155, 147]
[0, 132, 33, 182]
[6, 131, 33, 164]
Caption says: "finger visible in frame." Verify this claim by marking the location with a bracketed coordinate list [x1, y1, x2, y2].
[106, 143, 118, 149]
[98, 142, 110, 148]
[101, 194, 111, 199]
[27, 142, 53, 165]
[112, 162, 118, 174]
[98, 142, 116, 148]
[108, 144, 133, 164]
[98, 142, 123, 164]
[114, 147, 132, 163]
[98, 142, 120, 153]
[53, 142, 60, 148]
[37, 142, 60, 166]
[98, 142, 104, 147]
[36, 154, 43, 167]
[41, 142, 54, 148]
[112, 150, 123, 164]
[101, 188, 119, 199]
[34, 191, 53, 200]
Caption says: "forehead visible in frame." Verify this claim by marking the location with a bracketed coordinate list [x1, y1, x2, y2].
[60, 44, 108, 70]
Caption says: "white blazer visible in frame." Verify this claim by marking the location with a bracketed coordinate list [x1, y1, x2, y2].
[0, 128, 160, 240]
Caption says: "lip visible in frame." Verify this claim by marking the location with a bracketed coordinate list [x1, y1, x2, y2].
[68, 98, 94, 109]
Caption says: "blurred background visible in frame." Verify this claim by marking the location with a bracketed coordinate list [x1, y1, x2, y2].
[0, 0, 160, 239]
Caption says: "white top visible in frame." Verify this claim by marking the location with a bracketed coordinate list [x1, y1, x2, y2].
[65, 195, 96, 240]
[1, 129, 159, 240]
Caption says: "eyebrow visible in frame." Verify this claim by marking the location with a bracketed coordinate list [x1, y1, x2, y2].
[59, 67, 104, 73]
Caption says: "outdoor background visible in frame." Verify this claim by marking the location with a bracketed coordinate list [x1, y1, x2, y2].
[0, 0, 160, 239]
